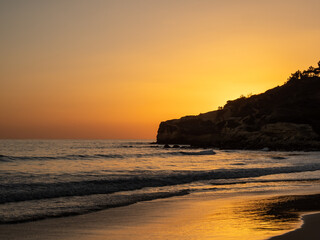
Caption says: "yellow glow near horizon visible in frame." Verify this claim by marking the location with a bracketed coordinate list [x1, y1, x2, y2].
[1, 0, 320, 139]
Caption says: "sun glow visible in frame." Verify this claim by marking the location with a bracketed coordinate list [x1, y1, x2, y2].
[1, 0, 320, 139]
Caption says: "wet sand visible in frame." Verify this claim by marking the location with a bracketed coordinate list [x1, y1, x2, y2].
[0, 193, 300, 240]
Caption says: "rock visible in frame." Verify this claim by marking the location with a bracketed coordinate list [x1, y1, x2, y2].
[157, 62, 320, 151]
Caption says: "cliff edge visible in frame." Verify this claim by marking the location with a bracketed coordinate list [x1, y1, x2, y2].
[157, 62, 320, 150]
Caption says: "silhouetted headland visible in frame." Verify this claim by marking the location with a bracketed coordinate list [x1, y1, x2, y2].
[157, 61, 320, 150]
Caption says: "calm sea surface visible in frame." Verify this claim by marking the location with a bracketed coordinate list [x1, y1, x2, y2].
[1, 140, 320, 224]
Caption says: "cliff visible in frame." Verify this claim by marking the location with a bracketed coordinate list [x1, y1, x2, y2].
[157, 62, 320, 150]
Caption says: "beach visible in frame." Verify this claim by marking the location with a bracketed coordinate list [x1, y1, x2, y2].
[2, 1, 320, 239]
[1, 140, 320, 239]
[269, 212, 320, 240]
[1, 192, 320, 240]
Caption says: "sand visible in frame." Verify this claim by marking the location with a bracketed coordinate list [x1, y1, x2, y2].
[269, 212, 320, 240]
[0, 193, 319, 240]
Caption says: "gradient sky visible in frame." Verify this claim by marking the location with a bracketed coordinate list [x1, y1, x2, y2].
[1, 0, 320, 139]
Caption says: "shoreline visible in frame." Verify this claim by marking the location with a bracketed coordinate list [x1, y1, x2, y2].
[1, 192, 318, 240]
[157, 143, 320, 152]
[268, 212, 320, 240]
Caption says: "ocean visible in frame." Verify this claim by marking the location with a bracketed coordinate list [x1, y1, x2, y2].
[1, 139, 320, 224]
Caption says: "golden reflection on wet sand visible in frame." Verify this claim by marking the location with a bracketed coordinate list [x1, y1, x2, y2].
[70, 194, 304, 240]
[0, 193, 306, 240]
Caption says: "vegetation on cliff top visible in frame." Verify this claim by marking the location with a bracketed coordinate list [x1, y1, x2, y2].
[157, 61, 320, 150]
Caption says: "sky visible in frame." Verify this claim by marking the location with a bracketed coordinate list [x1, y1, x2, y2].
[1, 0, 320, 139]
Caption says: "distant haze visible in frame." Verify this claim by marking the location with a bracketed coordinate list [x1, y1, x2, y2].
[1, 0, 320, 139]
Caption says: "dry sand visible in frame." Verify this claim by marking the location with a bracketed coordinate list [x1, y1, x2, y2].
[269, 212, 320, 240]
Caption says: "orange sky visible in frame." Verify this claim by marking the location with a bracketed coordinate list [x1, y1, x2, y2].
[1, 0, 320, 139]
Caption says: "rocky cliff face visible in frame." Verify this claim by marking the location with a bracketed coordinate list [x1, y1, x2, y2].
[157, 64, 320, 150]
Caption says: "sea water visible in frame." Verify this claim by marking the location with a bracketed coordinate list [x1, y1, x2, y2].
[1, 139, 320, 224]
